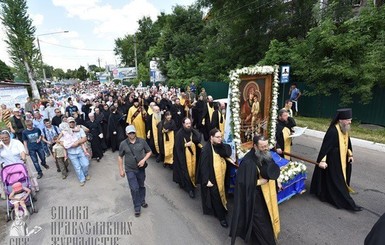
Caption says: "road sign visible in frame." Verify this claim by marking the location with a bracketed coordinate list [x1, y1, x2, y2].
[281, 66, 290, 83]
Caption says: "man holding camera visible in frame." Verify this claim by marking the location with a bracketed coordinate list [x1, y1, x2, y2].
[118, 125, 152, 217]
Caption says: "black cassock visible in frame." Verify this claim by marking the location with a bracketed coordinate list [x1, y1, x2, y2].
[170, 104, 185, 131]
[229, 149, 276, 245]
[145, 115, 160, 156]
[85, 120, 104, 159]
[107, 111, 126, 152]
[157, 119, 177, 159]
[365, 213, 385, 245]
[310, 125, 359, 210]
[198, 142, 231, 222]
[200, 102, 214, 141]
[173, 127, 201, 193]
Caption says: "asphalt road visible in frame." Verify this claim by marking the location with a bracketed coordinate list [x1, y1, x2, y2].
[0, 134, 384, 245]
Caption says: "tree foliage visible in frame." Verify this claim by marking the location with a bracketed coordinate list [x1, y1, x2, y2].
[0, 0, 40, 98]
[113, 1, 317, 88]
[0, 59, 12, 80]
[261, 2, 385, 104]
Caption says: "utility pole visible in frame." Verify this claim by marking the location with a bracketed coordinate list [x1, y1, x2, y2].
[97, 57, 101, 69]
[134, 35, 138, 78]
[37, 30, 69, 86]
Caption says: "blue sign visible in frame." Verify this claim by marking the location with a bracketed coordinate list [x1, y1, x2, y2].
[150, 70, 156, 82]
[280, 66, 290, 83]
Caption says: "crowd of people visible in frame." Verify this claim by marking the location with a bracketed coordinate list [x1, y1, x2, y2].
[0, 80, 372, 244]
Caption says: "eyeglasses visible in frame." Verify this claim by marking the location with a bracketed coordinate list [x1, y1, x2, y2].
[214, 135, 222, 138]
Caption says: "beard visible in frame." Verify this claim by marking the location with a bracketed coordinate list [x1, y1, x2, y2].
[183, 127, 192, 133]
[339, 122, 351, 134]
[154, 113, 162, 122]
[255, 149, 272, 162]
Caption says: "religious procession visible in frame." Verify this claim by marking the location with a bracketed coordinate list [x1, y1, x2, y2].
[0, 64, 383, 244]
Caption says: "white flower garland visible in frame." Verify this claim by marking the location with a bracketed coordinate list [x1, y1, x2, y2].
[228, 65, 280, 159]
[278, 161, 307, 184]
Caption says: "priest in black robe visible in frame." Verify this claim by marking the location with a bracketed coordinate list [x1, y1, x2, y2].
[173, 117, 202, 198]
[170, 98, 185, 131]
[198, 128, 232, 228]
[275, 108, 296, 160]
[85, 113, 104, 161]
[210, 102, 225, 135]
[310, 108, 362, 211]
[158, 111, 177, 168]
[200, 96, 215, 141]
[365, 213, 385, 245]
[230, 135, 280, 245]
[107, 106, 125, 152]
[146, 106, 162, 161]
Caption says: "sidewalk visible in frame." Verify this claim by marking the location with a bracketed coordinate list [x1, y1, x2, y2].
[304, 128, 385, 152]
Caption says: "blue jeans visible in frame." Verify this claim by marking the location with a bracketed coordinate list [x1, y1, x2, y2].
[68, 151, 89, 183]
[29, 147, 46, 175]
[126, 169, 146, 212]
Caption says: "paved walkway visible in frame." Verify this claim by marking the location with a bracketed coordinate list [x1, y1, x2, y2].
[304, 128, 385, 152]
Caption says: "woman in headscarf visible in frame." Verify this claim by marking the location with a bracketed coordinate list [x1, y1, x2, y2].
[0, 130, 39, 198]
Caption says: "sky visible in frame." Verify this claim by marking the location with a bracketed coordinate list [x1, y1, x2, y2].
[0, 0, 197, 71]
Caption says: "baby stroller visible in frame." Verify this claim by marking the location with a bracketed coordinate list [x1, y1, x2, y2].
[1, 162, 38, 221]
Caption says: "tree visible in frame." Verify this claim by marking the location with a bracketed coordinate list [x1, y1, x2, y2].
[114, 35, 135, 67]
[261, 3, 385, 105]
[76, 66, 88, 81]
[0, 0, 41, 98]
[0, 59, 12, 81]
[52, 68, 65, 80]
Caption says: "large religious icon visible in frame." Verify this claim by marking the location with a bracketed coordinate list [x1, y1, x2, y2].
[239, 75, 272, 144]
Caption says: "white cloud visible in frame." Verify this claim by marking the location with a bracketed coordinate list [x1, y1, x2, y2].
[52, 0, 158, 37]
[31, 14, 44, 26]
[0, 23, 11, 66]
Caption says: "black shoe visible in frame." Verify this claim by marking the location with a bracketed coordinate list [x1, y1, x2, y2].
[353, 206, 363, 212]
[57, 169, 61, 172]
[37, 173, 43, 179]
[189, 190, 195, 198]
[96, 157, 100, 162]
[141, 203, 148, 208]
[163, 163, 167, 168]
[220, 220, 228, 228]
[42, 164, 49, 169]
[135, 211, 140, 217]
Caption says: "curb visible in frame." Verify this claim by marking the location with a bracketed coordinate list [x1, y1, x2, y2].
[304, 129, 385, 152]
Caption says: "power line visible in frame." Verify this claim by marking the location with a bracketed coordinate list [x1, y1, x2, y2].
[38, 39, 114, 52]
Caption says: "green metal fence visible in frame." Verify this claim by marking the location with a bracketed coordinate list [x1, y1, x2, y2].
[201, 81, 229, 100]
[279, 82, 385, 126]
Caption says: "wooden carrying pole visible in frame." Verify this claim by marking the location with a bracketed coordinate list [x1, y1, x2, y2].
[283, 151, 318, 165]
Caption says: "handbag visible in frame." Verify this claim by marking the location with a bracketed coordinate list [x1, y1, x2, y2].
[125, 140, 148, 169]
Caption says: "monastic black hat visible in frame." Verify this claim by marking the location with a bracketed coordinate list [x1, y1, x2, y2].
[330, 108, 352, 126]
[337, 108, 352, 120]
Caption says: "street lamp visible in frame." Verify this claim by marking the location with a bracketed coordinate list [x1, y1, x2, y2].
[36, 31, 69, 85]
